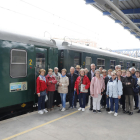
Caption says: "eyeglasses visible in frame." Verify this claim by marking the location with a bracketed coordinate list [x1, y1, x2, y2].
[111, 75, 115, 76]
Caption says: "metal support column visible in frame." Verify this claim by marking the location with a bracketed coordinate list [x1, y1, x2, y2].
[113, 0, 119, 8]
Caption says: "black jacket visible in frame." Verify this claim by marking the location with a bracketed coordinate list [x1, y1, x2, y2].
[105, 76, 111, 92]
[122, 76, 135, 95]
[67, 73, 78, 93]
[87, 70, 95, 81]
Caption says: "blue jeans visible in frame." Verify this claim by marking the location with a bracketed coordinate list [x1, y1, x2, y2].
[110, 97, 119, 113]
[106, 96, 110, 108]
[78, 92, 87, 108]
[134, 94, 139, 108]
[60, 93, 67, 108]
[38, 95, 45, 111]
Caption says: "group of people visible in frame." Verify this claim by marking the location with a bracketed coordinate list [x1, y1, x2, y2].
[36, 64, 140, 117]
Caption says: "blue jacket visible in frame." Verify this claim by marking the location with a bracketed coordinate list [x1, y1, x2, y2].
[106, 78, 123, 98]
[132, 74, 139, 94]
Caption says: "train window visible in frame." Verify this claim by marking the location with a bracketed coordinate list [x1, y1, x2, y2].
[36, 53, 45, 75]
[137, 63, 139, 70]
[74, 57, 80, 67]
[10, 49, 27, 78]
[110, 60, 116, 69]
[119, 61, 124, 69]
[127, 62, 130, 69]
[132, 63, 135, 67]
[97, 58, 105, 69]
[85, 57, 92, 70]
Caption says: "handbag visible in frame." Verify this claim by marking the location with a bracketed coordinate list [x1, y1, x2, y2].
[45, 94, 48, 102]
[80, 84, 88, 93]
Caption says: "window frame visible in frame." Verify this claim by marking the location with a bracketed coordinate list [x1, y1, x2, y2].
[127, 62, 130, 69]
[10, 49, 27, 78]
[119, 61, 124, 69]
[97, 58, 105, 68]
[110, 60, 116, 69]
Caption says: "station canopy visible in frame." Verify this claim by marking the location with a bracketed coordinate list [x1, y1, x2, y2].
[85, 0, 140, 40]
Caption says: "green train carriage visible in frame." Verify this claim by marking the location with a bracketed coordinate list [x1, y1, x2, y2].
[55, 40, 140, 72]
[0, 30, 58, 120]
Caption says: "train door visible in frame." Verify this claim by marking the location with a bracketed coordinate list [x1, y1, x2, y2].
[35, 47, 47, 95]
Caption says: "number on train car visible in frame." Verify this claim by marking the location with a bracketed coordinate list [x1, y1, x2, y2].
[29, 59, 32, 65]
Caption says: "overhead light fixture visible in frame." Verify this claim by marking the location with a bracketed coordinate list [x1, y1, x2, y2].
[111, 11, 128, 24]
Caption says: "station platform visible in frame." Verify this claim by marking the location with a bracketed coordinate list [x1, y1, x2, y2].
[0, 104, 140, 140]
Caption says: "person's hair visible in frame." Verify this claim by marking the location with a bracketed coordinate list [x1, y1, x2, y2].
[70, 67, 75, 70]
[80, 69, 85, 75]
[108, 69, 112, 72]
[99, 67, 103, 69]
[126, 70, 131, 75]
[129, 67, 136, 72]
[102, 69, 106, 72]
[115, 65, 118, 69]
[84, 68, 89, 72]
[61, 68, 67, 73]
[39, 69, 46, 75]
[48, 68, 53, 72]
[111, 71, 116, 75]
[118, 65, 121, 68]
[54, 67, 58, 70]
[95, 69, 100, 74]
[121, 69, 126, 73]
[135, 70, 140, 73]
[117, 69, 122, 74]
[91, 63, 95, 66]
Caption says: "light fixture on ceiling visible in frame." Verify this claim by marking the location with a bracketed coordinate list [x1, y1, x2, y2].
[111, 11, 128, 24]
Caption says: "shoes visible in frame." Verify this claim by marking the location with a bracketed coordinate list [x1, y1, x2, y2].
[47, 109, 50, 112]
[89, 108, 93, 111]
[43, 109, 48, 113]
[97, 110, 101, 113]
[137, 110, 140, 113]
[74, 106, 77, 109]
[93, 110, 96, 113]
[78, 107, 82, 111]
[134, 107, 139, 110]
[124, 111, 129, 114]
[38, 110, 43, 114]
[57, 105, 60, 107]
[82, 108, 85, 112]
[129, 112, 133, 115]
[114, 112, 118, 117]
[50, 108, 54, 111]
[61, 108, 65, 111]
[106, 108, 110, 111]
[108, 111, 114, 114]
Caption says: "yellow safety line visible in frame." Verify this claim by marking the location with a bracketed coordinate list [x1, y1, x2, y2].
[3, 106, 89, 140]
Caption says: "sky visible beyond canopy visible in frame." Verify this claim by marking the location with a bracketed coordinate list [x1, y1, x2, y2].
[0, 0, 139, 50]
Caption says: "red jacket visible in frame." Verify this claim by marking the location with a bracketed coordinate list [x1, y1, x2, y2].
[36, 76, 47, 94]
[74, 75, 90, 95]
[46, 74, 57, 92]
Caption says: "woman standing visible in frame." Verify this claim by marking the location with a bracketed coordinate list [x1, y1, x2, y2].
[84, 68, 89, 76]
[36, 69, 48, 114]
[46, 69, 57, 111]
[90, 69, 105, 113]
[101, 69, 107, 108]
[58, 69, 69, 111]
[105, 69, 112, 111]
[74, 69, 90, 111]
[106, 71, 122, 117]
[123, 71, 135, 115]
[135, 70, 140, 113]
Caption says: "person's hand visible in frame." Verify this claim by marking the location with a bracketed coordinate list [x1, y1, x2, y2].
[101, 88, 104, 92]
[38, 93, 40, 97]
[49, 81, 52, 83]
[83, 87, 85, 91]
[106, 95, 109, 98]
[74, 88, 76, 91]
[127, 82, 131, 85]
[59, 83, 62, 86]
[118, 96, 121, 99]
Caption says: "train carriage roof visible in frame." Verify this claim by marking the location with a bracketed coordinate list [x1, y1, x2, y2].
[0, 30, 56, 48]
[54, 39, 140, 62]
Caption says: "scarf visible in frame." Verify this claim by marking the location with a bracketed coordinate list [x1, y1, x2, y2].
[61, 75, 66, 77]
[40, 75, 46, 82]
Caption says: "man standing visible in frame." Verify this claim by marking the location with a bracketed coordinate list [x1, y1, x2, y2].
[52, 67, 61, 107]
[74, 65, 81, 75]
[87, 64, 96, 110]
[130, 67, 139, 110]
[67, 67, 78, 108]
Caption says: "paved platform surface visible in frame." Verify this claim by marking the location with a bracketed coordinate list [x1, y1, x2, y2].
[0, 105, 140, 140]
